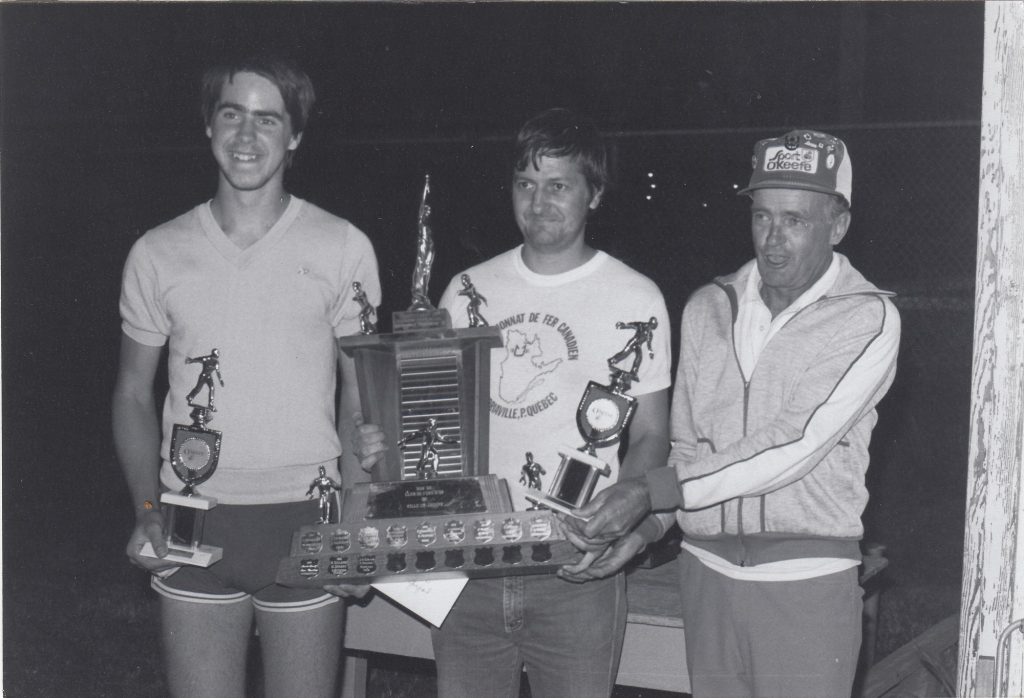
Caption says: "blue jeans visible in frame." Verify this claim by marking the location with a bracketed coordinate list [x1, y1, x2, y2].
[431, 573, 627, 698]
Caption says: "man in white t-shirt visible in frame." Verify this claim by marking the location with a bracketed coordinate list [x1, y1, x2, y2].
[353, 108, 671, 698]
[114, 54, 380, 697]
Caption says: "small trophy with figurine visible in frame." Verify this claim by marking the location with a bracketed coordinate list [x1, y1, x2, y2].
[524, 318, 658, 515]
[140, 349, 224, 566]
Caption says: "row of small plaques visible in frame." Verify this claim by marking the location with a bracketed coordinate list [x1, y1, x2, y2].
[295, 541, 566, 581]
[296, 514, 556, 556]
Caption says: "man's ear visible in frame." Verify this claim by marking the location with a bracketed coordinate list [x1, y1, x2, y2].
[831, 211, 851, 246]
[588, 186, 604, 211]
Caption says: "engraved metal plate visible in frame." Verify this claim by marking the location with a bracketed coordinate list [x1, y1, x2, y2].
[300, 531, 323, 554]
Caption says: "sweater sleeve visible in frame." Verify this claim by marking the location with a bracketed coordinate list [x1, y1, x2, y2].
[120, 236, 170, 347]
[679, 296, 900, 510]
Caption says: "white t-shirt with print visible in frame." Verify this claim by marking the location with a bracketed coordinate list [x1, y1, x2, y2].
[439, 246, 670, 510]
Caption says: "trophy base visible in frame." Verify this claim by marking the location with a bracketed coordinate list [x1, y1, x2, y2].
[161, 491, 218, 509]
[521, 490, 589, 520]
[276, 507, 583, 587]
[140, 541, 223, 567]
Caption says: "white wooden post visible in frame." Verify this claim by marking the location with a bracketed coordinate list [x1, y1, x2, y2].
[958, 3, 1024, 696]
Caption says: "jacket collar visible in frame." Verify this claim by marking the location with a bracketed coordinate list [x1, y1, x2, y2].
[714, 252, 895, 301]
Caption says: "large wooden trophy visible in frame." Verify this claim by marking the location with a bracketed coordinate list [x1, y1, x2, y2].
[277, 176, 580, 586]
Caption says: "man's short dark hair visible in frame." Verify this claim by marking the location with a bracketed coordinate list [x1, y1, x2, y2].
[201, 55, 316, 135]
[513, 108, 609, 194]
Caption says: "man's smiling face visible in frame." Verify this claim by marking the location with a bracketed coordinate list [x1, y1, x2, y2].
[206, 71, 301, 193]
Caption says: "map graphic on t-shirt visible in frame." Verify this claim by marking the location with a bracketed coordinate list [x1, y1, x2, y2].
[498, 329, 562, 403]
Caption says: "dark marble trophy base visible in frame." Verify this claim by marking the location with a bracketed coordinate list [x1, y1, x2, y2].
[341, 474, 511, 521]
[276, 506, 582, 586]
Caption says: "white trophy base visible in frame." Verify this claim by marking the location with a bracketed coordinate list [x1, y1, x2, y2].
[521, 489, 590, 520]
[161, 492, 218, 509]
[555, 446, 612, 474]
[140, 541, 223, 567]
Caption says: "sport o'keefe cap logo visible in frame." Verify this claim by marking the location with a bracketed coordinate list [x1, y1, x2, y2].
[764, 145, 818, 174]
[739, 129, 852, 206]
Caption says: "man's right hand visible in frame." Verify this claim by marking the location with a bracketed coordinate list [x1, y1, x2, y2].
[125, 509, 179, 573]
[323, 583, 374, 600]
[352, 413, 388, 472]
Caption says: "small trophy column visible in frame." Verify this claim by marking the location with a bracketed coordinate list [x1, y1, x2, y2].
[140, 349, 224, 567]
[524, 318, 658, 515]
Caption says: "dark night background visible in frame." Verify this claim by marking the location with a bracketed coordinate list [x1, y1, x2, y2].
[2, 3, 982, 695]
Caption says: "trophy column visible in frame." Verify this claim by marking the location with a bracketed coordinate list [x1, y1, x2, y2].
[339, 319, 500, 482]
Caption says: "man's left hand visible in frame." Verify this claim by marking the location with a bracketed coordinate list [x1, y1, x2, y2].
[557, 532, 646, 583]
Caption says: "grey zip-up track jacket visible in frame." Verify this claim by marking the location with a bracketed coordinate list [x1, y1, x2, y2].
[646, 254, 901, 566]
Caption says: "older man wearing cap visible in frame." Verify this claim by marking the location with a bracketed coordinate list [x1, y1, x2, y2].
[560, 129, 901, 697]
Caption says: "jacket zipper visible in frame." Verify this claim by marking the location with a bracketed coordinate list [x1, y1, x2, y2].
[739, 379, 750, 565]
[727, 286, 749, 567]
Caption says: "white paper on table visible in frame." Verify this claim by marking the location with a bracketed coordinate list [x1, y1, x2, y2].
[371, 577, 468, 627]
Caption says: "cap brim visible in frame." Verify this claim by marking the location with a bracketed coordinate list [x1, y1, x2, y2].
[738, 180, 850, 207]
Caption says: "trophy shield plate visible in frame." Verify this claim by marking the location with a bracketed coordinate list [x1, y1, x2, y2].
[169, 424, 221, 489]
[576, 381, 637, 450]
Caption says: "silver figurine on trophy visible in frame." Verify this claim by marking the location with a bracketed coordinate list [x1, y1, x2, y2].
[140, 348, 224, 566]
[353, 281, 378, 335]
[457, 274, 488, 327]
[396, 417, 460, 480]
[409, 174, 436, 312]
[306, 465, 343, 524]
[524, 318, 659, 515]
